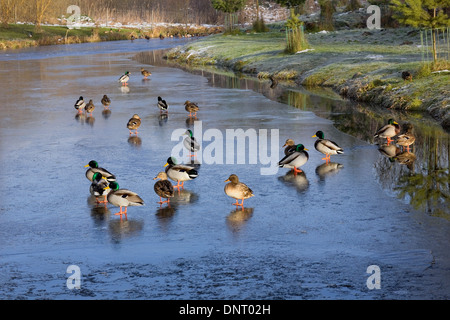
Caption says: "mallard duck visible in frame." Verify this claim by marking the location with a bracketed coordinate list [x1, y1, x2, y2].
[90, 172, 110, 204]
[312, 131, 344, 164]
[127, 114, 141, 135]
[374, 119, 400, 145]
[107, 181, 144, 220]
[84, 160, 116, 182]
[153, 172, 174, 205]
[184, 100, 199, 117]
[157, 96, 168, 113]
[141, 68, 151, 79]
[85, 99, 95, 116]
[224, 174, 254, 208]
[74, 96, 86, 114]
[282, 139, 296, 156]
[402, 71, 412, 81]
[164, 156, 198, 189]
[118, 71, 130, 86]
[183, 129, 200, 157]
[395, 123, 415, 152]
[101, 95, 111, 109]
[278, 143, 309, 175]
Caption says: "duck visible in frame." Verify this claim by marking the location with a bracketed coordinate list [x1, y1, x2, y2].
[141, 68, 151, 79]
[374, 119, 400, 145]
[107, 181, 144, 220]
[312, 131, 344, 164]
[184, 100, 199, 117]
[118, 71, 130, 86]
[89, 172, 110, 204]
[282, 138, 297, 156]
[402, 71, 412, 81]
[84, 160, 116, 182]
[164, 156, 198, 189]
[153, 172, 174, 205]
[85, 99, 95, 116]
[101, 95, 111, 109]
[395, 123, 415, 152]
[127, 114, 141, 135]
[278, 143, 309, 175]
[74, 96, 86, 114]
[183, 129, 200, 157]
[157, 96, 168, 113]
[224, 174, 254, 208]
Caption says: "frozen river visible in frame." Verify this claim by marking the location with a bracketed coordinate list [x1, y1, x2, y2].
[0, 37, 449, 301]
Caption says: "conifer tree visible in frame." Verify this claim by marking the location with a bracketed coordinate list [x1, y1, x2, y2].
[391, 0, 450, 62]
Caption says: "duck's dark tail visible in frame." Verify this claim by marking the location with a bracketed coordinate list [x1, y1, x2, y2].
[188, 169, 198, 179]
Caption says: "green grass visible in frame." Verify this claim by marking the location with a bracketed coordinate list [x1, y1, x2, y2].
[166, 27, 449, 116]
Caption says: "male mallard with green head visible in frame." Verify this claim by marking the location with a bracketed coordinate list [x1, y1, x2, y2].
[224, 174, 254, 208]
[84, 160, 116, 182]
[312, 131, 344, 164]
[278, 143, 309, 175]
[90, 172, 110, 204]
[157, 96, 168, 113]
[74, 96, 86, 114]
[374, 119, 400, 146]
[118, 71, 130, 86]
[183, 129, 200, 157]
[107, 181, 144, 220]
[164, 156, 198, 189]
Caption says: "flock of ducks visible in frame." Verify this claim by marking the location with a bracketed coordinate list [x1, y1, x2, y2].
[76, 67, 416, 220]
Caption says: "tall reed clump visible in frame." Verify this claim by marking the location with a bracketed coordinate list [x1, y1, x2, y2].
[284, 13, 309, 54]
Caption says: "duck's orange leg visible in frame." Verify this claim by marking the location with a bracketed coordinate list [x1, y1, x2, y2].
[114, 206, 128, 220]
[322, 154, 331, 163]
[293, 167, 303, 175]
[96, 195, 108, 204]
[173, 181, 185, 189]
[158, 197, 170, 205]
[386, 137, 393, 146]
[232, 199, 244, 207]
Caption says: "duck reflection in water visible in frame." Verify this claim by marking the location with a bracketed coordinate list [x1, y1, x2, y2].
[75, 113, 86, 124]
[278, 170, 309, 193]
[226, 207, 254, 233]
[102, 109, 112, 119]
[108, 218, 144, 243]
[120, 86, 130, 94]
[394, 151, 416, 171]
[128, 136, 142, 148]
[315, 162, 344, 181]
[158, 113, 168, 126]
[171, 188, 199, 204]
[378, 143, 401, 160]
[90, 204, 111, 225]
[86, 115, 95, 127]
[186, 116, 196, 128]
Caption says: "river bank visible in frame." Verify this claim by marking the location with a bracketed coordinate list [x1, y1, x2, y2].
[0, 23, 219, 50]
[164, 27, 450, 131]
